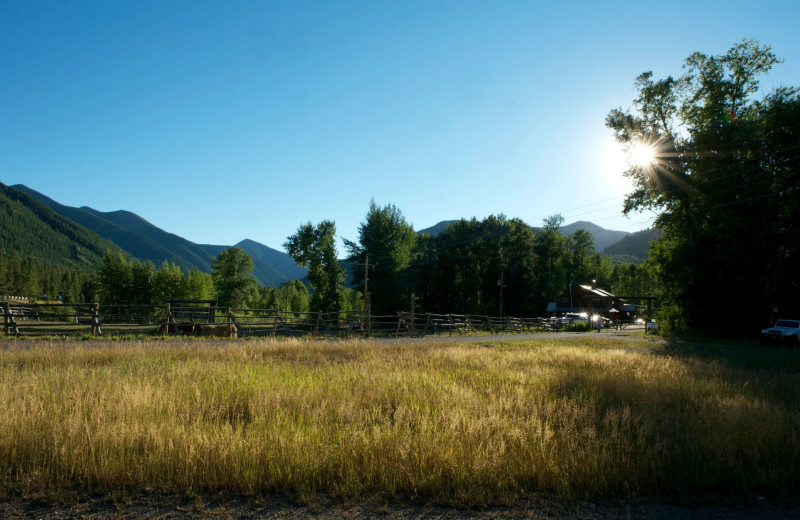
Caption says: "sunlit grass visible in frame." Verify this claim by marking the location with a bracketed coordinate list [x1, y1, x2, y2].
[1, 337, 798, 504]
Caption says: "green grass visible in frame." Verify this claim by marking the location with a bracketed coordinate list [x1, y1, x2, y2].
[0, 337, 798, 505]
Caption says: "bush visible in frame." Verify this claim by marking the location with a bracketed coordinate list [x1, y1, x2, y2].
[566, 321, 589, 332]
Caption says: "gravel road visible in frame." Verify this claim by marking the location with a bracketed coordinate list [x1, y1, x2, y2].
[2, 493, 799, 519]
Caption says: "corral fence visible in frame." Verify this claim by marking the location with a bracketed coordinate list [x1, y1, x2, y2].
[0, 300, 589, 339]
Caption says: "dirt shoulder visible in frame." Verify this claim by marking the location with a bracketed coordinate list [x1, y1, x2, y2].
[2, 493, 799, 520]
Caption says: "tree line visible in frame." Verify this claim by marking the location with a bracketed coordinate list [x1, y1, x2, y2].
[0, 252, 96, 303]
[285, 201, 654, 318]
[4, 213, 651, 320]
[95, 247, 364, 314]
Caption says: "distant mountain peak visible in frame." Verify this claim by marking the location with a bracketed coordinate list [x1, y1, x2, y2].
[562, 220, 606, 232]
[417, 218, 630, 253]
[14, 184, 307, 286]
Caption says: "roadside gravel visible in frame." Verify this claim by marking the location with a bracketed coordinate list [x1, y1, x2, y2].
[2, 493, 799, 519]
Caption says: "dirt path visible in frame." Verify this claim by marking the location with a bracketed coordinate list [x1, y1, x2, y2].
[2, 493, 799, 519]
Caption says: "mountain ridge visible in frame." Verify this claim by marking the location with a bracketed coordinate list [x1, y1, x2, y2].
[12, 184, 306, 286]
[9, 184, 653, 286]
[0, 182, 121, 271]
[418, 219, 638, 254]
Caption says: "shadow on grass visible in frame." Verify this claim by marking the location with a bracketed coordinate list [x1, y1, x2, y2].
[657, 337, 800, 371]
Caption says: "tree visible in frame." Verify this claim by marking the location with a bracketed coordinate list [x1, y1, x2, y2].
[153, 261, 186, 302]
[412, 215, 538, 316]
[20, 256, 41, 301]
[98, 251, 130, 305]
[284, 221, 345, 313]
[533, 215, 569, 308]
[566, 229, 595, 286]
[129, 260, 155, 305]
[606, 39, 799, 335]
[185, 267, 216, 301]
[345, 201, 417, 315]
[211, 247, 257, 308]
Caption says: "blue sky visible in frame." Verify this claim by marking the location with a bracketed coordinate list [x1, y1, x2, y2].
[2, 0, 798, 251]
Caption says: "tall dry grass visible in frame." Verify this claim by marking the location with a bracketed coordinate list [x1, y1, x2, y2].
[1, 337, 798, 503]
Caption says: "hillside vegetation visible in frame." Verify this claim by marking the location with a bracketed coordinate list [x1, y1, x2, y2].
[14, 184, 307, 286]
[602, 228, 660, 261]
[0, 183, 118, 272]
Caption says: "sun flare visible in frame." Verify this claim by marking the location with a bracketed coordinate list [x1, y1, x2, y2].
[629, 142, 656, 168]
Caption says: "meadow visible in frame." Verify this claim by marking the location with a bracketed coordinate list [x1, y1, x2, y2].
[1, 336, 798, 505]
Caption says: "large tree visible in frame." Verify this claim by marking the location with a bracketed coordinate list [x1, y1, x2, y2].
[345, 201, 417, 315]
[606, 39, 799, 335]
[284, 221, 345, 313]
[211, 247, 257, 308]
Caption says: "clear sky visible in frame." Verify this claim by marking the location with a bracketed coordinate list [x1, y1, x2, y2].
[2, 0, 798, 251]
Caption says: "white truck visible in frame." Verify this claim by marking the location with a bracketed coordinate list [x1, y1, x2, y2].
[761, 319, 800, 347]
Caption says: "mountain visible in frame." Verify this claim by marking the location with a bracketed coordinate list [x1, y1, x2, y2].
[234, 239, 307, 286]
[12, 184, 200, 272]
[560, 221, 629, 252]
[0, 182, 120, 271]
[13, 184, 306, 286]
[417, 219, 630, 253]
[418, 220, 459, 236]
[603, 228, 660, 261]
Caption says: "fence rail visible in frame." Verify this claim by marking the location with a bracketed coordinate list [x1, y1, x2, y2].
[1, 301, 630, 339]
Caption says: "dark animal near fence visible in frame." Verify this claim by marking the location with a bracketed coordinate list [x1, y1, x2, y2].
[160, 323, 196, 335]
[196, 324, 237, 338]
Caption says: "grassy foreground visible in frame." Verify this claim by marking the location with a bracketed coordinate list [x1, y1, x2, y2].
[1, 337, 798, 504]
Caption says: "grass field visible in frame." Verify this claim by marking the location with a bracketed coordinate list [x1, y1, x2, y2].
[1, 336, 798, 505]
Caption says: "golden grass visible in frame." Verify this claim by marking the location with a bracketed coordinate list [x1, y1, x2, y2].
[1, 337, 798, 503]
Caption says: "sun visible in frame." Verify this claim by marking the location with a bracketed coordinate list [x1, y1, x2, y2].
[629, 142, 656, 168]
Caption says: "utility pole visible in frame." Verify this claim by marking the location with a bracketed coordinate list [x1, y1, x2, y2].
[363, 255, 369, 309]
[280, 280, 295, 313]
[497, 272, 506, 317]
[360, 255, 373, 337]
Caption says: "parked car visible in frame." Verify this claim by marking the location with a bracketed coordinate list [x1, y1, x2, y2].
[560, 312, 588, 325]
[761, 319, 800, 347]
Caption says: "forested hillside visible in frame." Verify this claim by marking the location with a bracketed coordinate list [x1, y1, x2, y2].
[602, 228, 660, 261]
[0, 253, 96, 302]
[13, 184, 220, 274]
[0, 183, 119, 272]
[14, 184, 307, 286]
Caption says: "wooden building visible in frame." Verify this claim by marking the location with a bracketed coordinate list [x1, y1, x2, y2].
[546, 281, 635, 319]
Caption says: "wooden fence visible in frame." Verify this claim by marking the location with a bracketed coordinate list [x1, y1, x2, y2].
[0, 301, 572, 339]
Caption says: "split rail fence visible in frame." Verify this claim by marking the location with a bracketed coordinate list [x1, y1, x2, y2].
[0, 300, 572, 339]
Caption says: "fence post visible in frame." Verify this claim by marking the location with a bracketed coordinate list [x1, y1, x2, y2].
[314, 312, 322, 337]
[2, 302, 20, 336]
[395, 313, 402, 338]
[163, 303, 171, 335]
[410, 293, 415, 336]
[424, 313, 431, 336]
[90, 303, 102, 337]
[365, 292, 371, 338]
